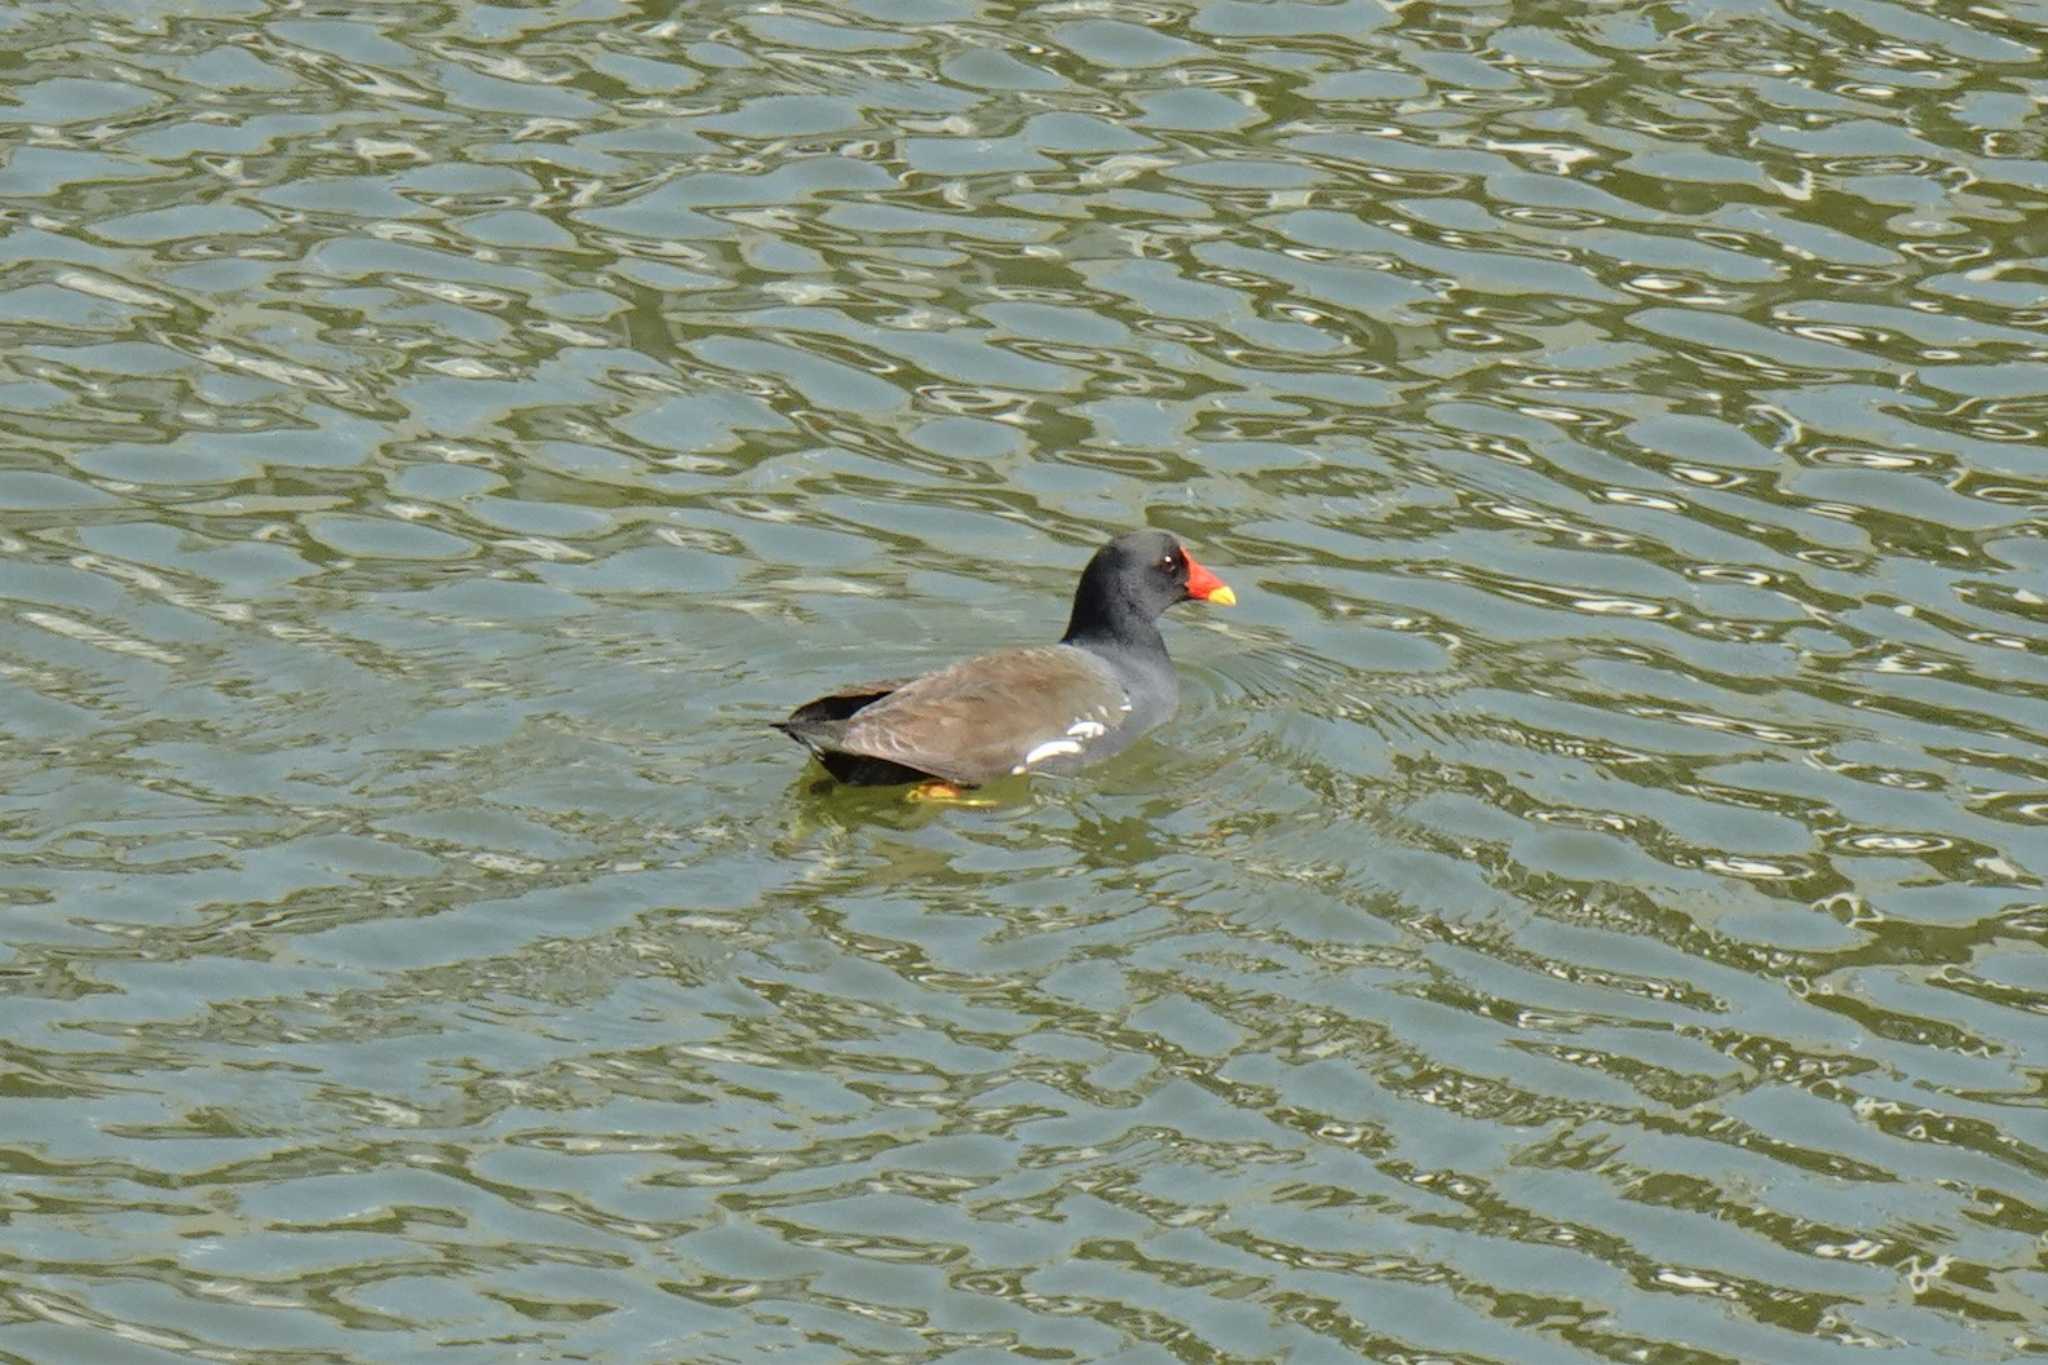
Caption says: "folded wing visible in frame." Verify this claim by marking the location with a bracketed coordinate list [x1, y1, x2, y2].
[828, 645, 1131, 785]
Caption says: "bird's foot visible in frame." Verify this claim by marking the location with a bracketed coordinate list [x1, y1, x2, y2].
[907, 780, 993, 806]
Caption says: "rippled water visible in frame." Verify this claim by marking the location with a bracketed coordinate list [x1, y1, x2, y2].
[2, 0, 2045, 1359]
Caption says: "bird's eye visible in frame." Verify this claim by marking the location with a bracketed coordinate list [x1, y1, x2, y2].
[1161, 555, 1177, 571]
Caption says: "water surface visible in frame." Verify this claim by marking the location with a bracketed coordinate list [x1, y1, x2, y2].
[2, 0, 2045, 1360]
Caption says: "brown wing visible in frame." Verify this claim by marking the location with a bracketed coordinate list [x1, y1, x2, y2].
[833, 645, 1131, 785]
[778, 678, 915, 729]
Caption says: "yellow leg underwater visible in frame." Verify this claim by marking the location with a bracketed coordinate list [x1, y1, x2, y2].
[907, 779, 997, 806]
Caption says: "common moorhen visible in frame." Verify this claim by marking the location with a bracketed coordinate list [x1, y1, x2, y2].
[775, 530, 1235, 789]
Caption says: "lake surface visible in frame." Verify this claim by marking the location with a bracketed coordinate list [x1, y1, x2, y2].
[2, 0, 2045, 1360]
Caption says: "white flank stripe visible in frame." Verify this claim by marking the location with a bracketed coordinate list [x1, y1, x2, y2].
[1012, 738, 1084, 773]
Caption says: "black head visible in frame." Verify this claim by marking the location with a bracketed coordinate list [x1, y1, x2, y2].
[1062, 530, 1233, 647]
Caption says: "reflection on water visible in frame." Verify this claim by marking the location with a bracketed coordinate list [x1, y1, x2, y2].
[1, 0, 2045, 1358]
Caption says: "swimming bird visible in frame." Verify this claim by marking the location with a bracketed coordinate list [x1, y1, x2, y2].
[774, 530, 1235, 792]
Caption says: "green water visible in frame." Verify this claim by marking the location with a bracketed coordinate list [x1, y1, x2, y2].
[1, 0, 2044, 1360]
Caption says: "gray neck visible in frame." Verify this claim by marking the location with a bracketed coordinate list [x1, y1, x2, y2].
[1072, 631, 1179, 728]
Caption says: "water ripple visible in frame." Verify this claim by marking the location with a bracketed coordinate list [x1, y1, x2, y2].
[0, 0, 2044, 1359]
